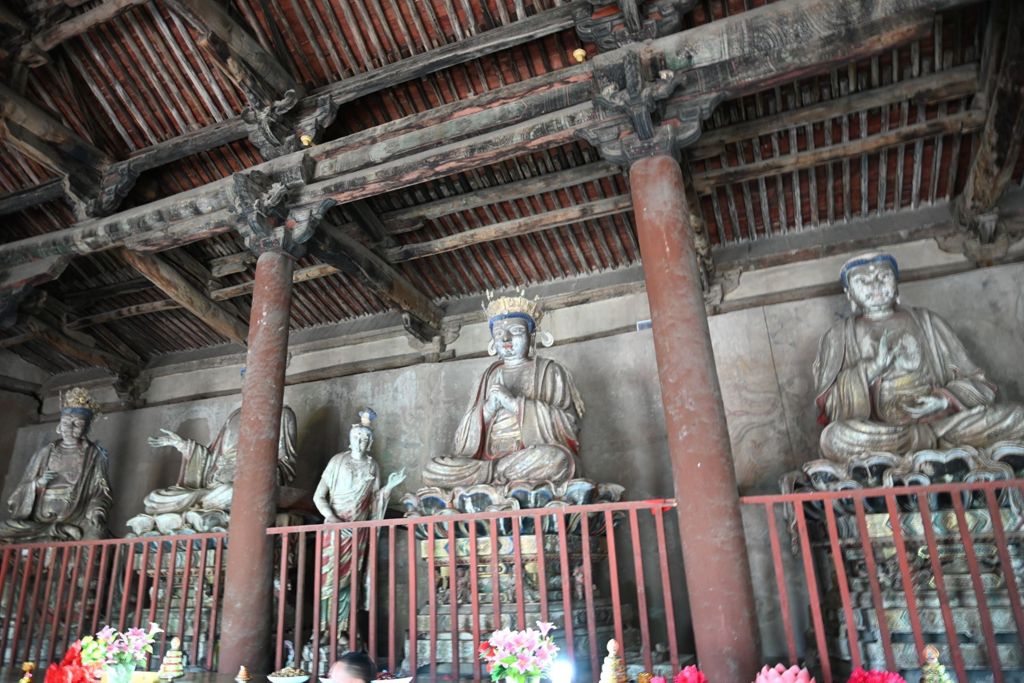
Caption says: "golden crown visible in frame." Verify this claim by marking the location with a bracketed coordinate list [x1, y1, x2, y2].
[61, 387, 99, 415]
[484, 290, 544, 330]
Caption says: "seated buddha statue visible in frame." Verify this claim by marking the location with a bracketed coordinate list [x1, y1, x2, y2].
[0, 387, 111, 542]
[814, 252, 1024, 462]
[421, 293, 584, 489]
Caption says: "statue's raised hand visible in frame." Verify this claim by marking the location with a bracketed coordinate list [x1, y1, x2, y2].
[148, 429, 185, 451]
[386, 468, 407, 489]
[867, 332, 897, 381]
[904, 394, 949, 420]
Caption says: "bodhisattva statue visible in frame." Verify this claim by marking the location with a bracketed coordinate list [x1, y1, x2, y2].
[0, 387, 111, 542]
[307, 409, 404, 667]
[421, 293, 584, 489]
[814, 252, 1024, 462]
[126, 405, 298, 535]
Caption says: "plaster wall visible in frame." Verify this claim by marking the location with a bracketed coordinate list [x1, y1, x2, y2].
[3, 262, 1023, 660]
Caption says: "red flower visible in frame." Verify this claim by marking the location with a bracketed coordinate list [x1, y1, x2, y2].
[46, 642, 99, 683]
[674, 666, 708, 683]
[847, 668, 907, 683]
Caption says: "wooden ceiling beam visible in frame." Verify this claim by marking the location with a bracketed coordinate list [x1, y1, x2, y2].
[309, 221, 444, 341]
[687, 63, 979, 161]
[23, 314, 139, 375]
[119, 248, 249, 344]
[953, 0, 1024, 237]
[164, 0, 297, 105]
[18, 0, 148, 64]
[0, 0, 978, 273]
[692, 108, 986, 193]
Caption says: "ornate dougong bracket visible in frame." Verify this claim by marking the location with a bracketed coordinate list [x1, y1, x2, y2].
[89, 162, 141, 218]
[230, 155, 330, 255]
[242, 91, 339, 160]
[578, 51, 718, 166]
[574, 0, 696, 52]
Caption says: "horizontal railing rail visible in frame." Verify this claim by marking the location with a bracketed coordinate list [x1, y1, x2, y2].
[741, 479, 1024, 683]
[0, 532, 227, 671]
[268, 499, 685, 681]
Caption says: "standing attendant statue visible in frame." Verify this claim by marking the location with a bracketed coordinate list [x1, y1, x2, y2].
[307, 409, 404, 667]
[814, 252, 1024, 461]
[0, 387, 111, 542]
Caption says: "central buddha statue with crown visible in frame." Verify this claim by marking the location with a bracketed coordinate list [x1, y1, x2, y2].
[422, 292, 583, 489]
[407, 292, 621, 516]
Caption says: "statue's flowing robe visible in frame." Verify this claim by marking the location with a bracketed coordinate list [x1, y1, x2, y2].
[814, 306, 1024, 459]
[2, 439, 111, 541]
[423, 357, 584, 488]
[144, 406, 297, 514]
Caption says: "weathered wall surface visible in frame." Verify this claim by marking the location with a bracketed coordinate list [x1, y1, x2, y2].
[2, 262, 1022, 659]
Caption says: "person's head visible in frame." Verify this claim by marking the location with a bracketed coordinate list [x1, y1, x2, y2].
[485, 293, 546, 365]
[329, 652, 376, 683]
[58, 387, 97, 443]
[840, 253, 900, 316]
[490, 316, 531, 364]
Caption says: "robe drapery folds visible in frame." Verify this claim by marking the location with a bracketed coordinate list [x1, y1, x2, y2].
[814, 306, 1024, 460]
[421, 357, 584, 488]
[4, 440, 111, 541]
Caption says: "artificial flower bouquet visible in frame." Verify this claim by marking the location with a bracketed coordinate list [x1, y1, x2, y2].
[479, 621, 559, 683]
[80, 624, 163, 669]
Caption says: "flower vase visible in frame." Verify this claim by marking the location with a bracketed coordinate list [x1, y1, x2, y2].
[105, 662, 136, 683]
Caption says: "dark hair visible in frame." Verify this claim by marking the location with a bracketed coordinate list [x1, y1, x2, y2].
[337, 651, 376, 682]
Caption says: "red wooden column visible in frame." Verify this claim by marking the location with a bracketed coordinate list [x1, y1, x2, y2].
[631, 154, 760, 681]
[219, 249, 294, 674]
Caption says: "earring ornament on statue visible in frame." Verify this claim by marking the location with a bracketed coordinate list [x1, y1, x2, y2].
[487, 339, 497, 356]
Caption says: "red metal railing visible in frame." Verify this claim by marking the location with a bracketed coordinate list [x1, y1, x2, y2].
[0, 533, 227, 670]
[267, 499, 686, 680]
[741, 480, 1024, 683]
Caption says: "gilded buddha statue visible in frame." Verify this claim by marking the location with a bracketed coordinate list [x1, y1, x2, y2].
[814, 252, 1024, 462]
[0, 387, 111, 542]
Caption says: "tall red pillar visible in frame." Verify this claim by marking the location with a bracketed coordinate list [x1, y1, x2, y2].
[631, 154, 760, 681]
[218, 249, 294, 674]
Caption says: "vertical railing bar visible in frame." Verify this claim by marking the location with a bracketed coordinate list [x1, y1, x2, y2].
[112, 544, 131, 629]
[147, 540, 165, 634]
[534, 512, 549, 626]
[488, 518, 500, 637]
[950, 493, 1003, 682]
[133, 542, 151, 629]
[556, 512, 575, 662]
[510, 518, 526, 630]
[369, 526, 379, 666]
[275, 533, 289, 671]
[447, 521, 460, 681]
[191, 538, 209, 665]
[34, 546, 61, 664]
[348, 527, 360, 661]
[93, 544, 111, 634]
[653, 507, 679, 672]
[59, 545, 84, 655]
[628, 509, 651, 672]
[0, 548, 18, 665]
[823, 503, 862, 670]
[19, 547, 45, 664]
[884, 493, 927, 657]
[765, 503, 798, 665]
[293, 531, 307, 671]
[602, 510, 623, 661]
[426, 522, 437, 681]
[11, 547, 40, 664]
[157, 541, 179, 661]
[46, 545, 72, 664]
[329, 528, 339, 665]
[793, 502, 833, 683]
[852, 498, 896, 672]
[174, 540, 193, 664]
[407, 523, 418, 677]
[580, 512, 599, 676]
[916, 493, 968, 680]
[984, 487, 1024, 650]
[388, 526, 398, 674]
[57, 544, 82, 655]
[76, 545, 97, 639]
[311, 529, 324, 677]
[205, 536, 224, 671]
[468, 519, 481, 683]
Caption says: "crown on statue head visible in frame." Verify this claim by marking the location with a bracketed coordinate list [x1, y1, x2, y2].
[484, 290, 544, 333]
[358, 407, 377, 427]
[61, 387, 99, 418]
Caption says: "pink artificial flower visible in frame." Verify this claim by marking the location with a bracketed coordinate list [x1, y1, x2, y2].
[674, 666, 708, 683]
[847, 668, 907, 683]
[753, 664, 816, 683]
[651, 677, 668, 683]
[537, 621, 555, 637]
[96, 627, 115, 642]
[514, 653, 533, 674]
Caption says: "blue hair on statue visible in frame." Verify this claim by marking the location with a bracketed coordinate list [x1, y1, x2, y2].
[61, 406, 93, 419]
[840, 253, 900, 288]
[488, 312, 536, 334]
